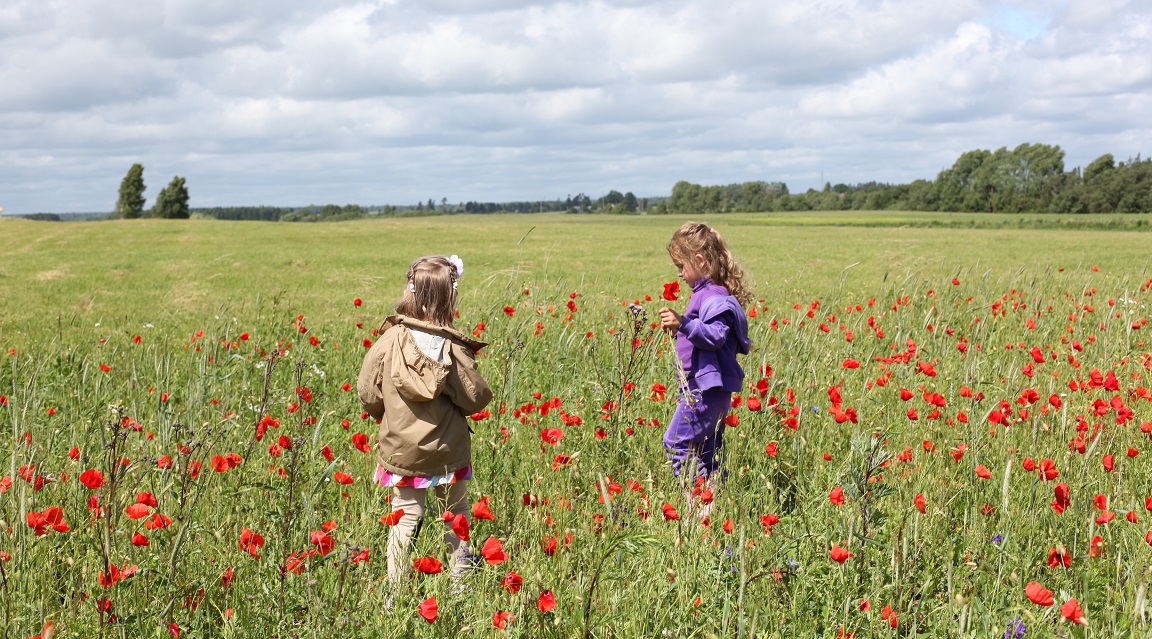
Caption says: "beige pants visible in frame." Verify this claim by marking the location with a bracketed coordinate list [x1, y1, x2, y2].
[386, 481, 471, 583]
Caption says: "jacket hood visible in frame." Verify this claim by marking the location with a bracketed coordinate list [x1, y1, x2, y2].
[380, 315, 487, 353]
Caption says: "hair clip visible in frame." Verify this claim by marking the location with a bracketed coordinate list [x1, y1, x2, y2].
[448, 254, 464, 279]
[409, 282, 415, 293]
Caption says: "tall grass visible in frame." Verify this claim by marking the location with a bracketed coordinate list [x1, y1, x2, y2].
[1, 214, 1151, 637]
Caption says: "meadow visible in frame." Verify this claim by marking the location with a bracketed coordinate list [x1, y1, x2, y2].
[2, 212, 1152, 638]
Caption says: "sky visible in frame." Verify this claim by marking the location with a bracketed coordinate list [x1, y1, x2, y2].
[1, 0, 1150, 215]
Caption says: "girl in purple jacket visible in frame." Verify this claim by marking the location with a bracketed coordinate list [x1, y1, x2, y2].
[658, 222, 752, 494]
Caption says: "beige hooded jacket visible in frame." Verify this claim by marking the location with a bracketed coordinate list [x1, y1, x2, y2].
[357, 315, 493, 477]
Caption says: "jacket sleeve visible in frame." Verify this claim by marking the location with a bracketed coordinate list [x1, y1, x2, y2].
[356, 342, 388, 421]
[677, 314, 731, 351]
[442, 343, 495, 414]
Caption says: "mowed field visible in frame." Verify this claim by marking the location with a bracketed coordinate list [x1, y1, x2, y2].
[2, 212, 1152, 638]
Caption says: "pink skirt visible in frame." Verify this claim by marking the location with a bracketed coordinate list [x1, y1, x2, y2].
[373, 464, 472, 489]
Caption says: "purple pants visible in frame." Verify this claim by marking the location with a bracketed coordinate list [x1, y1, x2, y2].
[663, 386, 731, 480]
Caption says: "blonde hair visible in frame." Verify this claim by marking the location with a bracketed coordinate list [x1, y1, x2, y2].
[395, 256, 458, 326]
[667, 222, 753, 308]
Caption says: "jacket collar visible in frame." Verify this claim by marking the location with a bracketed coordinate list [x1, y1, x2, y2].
[380, 315, 487, 352]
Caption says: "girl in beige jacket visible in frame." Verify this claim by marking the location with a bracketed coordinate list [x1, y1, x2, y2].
[357, 255, 493, 584]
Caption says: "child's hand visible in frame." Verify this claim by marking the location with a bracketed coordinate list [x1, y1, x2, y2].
[658, 307, 682, 333]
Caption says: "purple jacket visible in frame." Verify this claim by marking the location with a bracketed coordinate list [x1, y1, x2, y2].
[675, 279, 751, 393]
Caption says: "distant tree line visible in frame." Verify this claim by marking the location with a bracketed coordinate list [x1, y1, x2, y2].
[40, 144, 1141, 225]
[659, 144, 1152, 215]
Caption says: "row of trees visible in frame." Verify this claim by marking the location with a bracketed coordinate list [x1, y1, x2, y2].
[106, 143, 1148, 222]
[660, 144, 1152, 215]
[115, 164, 190, 219]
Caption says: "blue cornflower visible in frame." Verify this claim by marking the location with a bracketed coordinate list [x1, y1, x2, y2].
[1004, 616, 1026, 639]
[991, 534, 1003, 544]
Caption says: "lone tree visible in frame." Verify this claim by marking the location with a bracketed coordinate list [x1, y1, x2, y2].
[115, 163, 146, 218]
[152, 176, 190, 219]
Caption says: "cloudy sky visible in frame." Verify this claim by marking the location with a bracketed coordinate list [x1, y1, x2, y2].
[1, 0, 1149, 214]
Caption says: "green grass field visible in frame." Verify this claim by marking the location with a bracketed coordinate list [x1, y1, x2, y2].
[2, 212, 1152, 638]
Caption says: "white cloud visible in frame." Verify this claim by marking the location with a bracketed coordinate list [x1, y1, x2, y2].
[1, 0, 1150, 213]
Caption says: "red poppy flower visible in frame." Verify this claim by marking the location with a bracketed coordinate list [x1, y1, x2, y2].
[503, 305, 515, 317]
[310, 531, 335, 556]
[144, 513, 172, 530]
[481, 536, 509, 565]
[333, 472, 353, 485]
[1048, 546, 1070, 568]
[537, 590, 556, 613]
[502, 571, 523, 594]
[662, 503, 680, 521]
[1053, 483, 1071, 514]
[662, 281, 680, 301]
[829, 486, 845, 506]
[380, 509, 405, 526]
[473, 497, 495, 521]
[917, 361, 937, 377]
[27, 506, 70, 536]
[493, 610, 514, 629]
[830, 544, 852, 564]
[1061, 598, 1087, 625]
[284, 551, 307, 574]
[132, 532, 150, 547]
[413, 556, 443, 574]
[842, 358, 860, 369]
[125, 503, 150, 519]
[353, 298, 362, 307]
[913, 493, 926, 514]
[418, 596, 438, 623]
[541, 535, 558, 556]
[446, 513, 470, 543]
[1025, 582, 1054, 606]
[651, 383, 668, 401]
[1038, 458, 1058, 481]
[541, 428, 564, 445]
[239, 528, 265, 558]
[79, 469, 104, 490]
[974, 465, 992, 480]
[351, 433, 371, 453]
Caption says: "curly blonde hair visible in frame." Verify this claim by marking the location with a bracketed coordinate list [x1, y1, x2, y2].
[667, 222, 753, 308]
